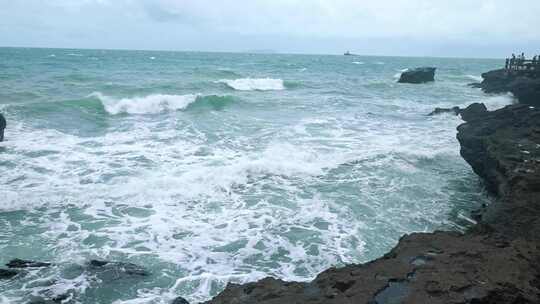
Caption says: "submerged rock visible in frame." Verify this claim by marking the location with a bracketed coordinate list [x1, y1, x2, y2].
[467, 82, 483, 88]
[0, 269, 18, 279]
[28, 294, 70, 304]
[88, 259, 150, 278]
[172, 296, 190, 304]
[398, 67, 436, 84]
[428, 106, 461, 116]
[0, 113, 5, 142]
[6, 259, 52, 268]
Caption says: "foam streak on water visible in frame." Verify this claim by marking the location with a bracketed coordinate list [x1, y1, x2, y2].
[218, 78, 285, 91]
[0, 48, 501, 303]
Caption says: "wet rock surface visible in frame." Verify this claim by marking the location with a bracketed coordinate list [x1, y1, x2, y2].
[458, 103, 488, 122]
[87, 259, 150, 279]
[6, 259, 52, 268]
[398, 67, 436, 84]
[172, 296, 191, 304]
[475, 69, 540, 106]
[201, 104, 540, 304]
[428, 106, 461, 116]
[0, 268, 18, 279]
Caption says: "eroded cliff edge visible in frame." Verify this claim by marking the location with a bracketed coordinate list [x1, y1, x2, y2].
[200, 104, 540, 304]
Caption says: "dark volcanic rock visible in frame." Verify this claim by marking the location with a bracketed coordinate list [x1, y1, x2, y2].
[88, 259, 150, 278]
[478, 69, 515, 93]
[459, 103, 488, 122]
[467, 82, 483, 88]
[398, 67, 436, 84]
[428, 106, 461, 116]
[172, 296, 190, 304]
[203, 232, 539, 304]
[0, 113, 5, 142]
[0, 268, 18, 279]
[457, 104, 540, 239]
[475, 69, 540, 106]
[28, 294, 69, 304]
[200, 104, 540, 304]
[6, 259, 51, 268]
[508, 77, 540, 106]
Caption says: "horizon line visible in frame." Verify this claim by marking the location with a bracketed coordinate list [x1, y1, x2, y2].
[0, 45, 505, 60]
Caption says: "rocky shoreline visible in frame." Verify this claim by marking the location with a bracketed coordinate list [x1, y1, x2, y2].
[194, 72, 540, 304]
[469, 68, 540, 106]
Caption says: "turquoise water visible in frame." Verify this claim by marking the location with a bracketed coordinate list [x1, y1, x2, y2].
[0, 48, 508, 303]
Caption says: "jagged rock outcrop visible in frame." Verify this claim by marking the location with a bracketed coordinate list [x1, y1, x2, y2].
[198, 104, 540, 304]
[507, 77, 540, 106]
[458, 103, 488, 122]
[474, 69, 540, 106]
[457, 104, 540, 239]
[398, 67, 436, 84]
[427, 103, 488, 121]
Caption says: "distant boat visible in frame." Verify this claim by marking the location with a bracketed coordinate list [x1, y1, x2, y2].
[344, 51, 355, 56]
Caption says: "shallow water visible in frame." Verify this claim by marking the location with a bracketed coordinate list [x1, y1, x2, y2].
[0, 48, 508, 303]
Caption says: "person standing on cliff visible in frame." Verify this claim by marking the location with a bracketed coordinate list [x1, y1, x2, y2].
[511, 54, 516, 70]
[0, 113, 6, 142]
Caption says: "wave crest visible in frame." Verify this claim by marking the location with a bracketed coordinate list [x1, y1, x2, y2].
[218, 78, 285, 91]
[90, 93, 234, 115]
[465, 75, 483, 82]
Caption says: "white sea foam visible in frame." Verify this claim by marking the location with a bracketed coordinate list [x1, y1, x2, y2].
[218, 78, 285, 91]
[392, 69, 409, 79]
[90, 92, 199, 114]
[0, 102, 491, 302]
[352, 61, 364, 65]
[477, 93, 514, 111]
[466, 75, 483, 82]
[1, 54, 497, 303]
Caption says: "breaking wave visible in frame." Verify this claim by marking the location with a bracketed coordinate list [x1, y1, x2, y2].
[465, 75, 483, 82]
[90, 92, 235, 115]
[218, 78, 285, 91]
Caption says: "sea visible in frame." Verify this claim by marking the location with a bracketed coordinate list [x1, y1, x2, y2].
[0, 47, 511, 303]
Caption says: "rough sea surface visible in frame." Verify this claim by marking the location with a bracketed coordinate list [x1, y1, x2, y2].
[0, 48, 510, 303]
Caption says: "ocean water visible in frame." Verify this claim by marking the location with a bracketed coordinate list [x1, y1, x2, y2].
[0, 48, 510, 303]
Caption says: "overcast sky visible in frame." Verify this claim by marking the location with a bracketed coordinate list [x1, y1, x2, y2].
[1, 0, 539, 58]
